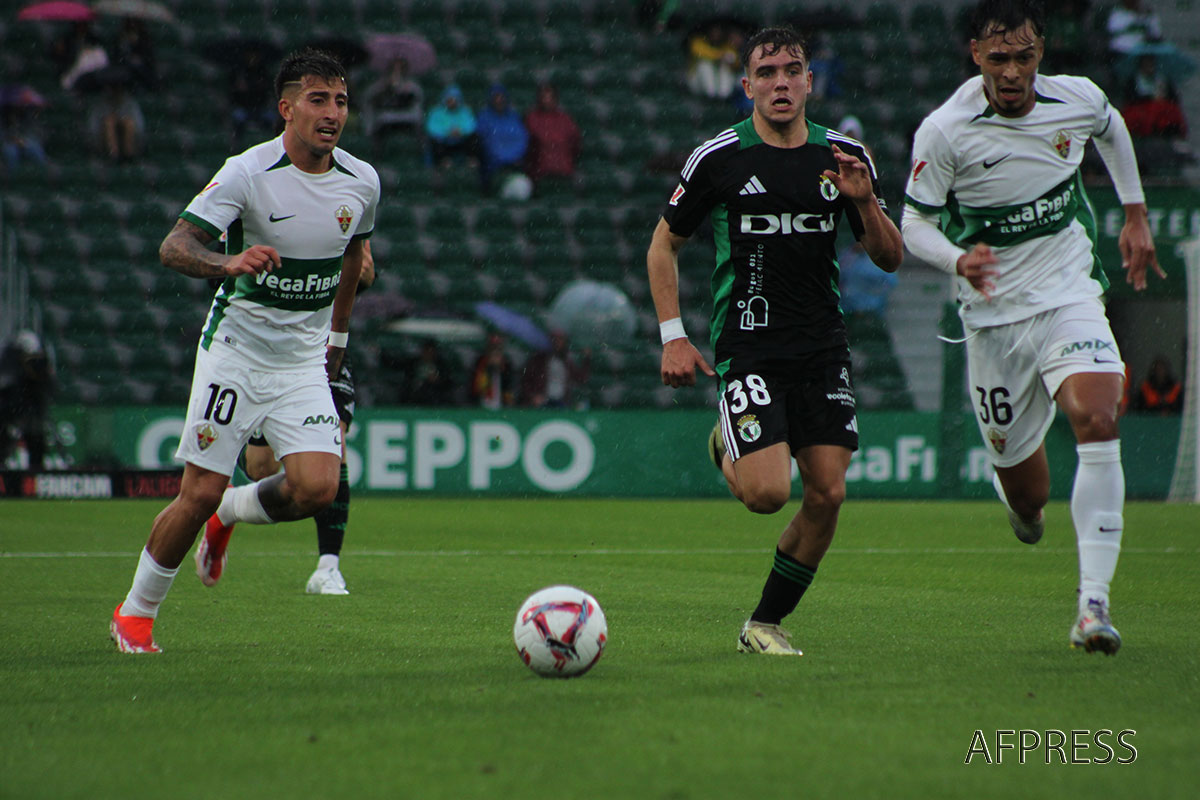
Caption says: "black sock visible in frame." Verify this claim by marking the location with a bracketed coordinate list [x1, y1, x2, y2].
[750, 548, 817, 625]
[314, 464, 349, 556]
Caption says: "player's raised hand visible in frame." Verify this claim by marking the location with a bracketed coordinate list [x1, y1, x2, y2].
[661, 338, 715, 388]
[956, 242, 999, 300]
[1119, 210, 1164, 291]
[226, 245, 281, 276]
[822, 144, 873, 202]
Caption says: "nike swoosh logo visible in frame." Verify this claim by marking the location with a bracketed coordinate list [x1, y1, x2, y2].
[1099, 526, 1122, 532]
[1094, 358, 1118, 364]
[334, 435, 342, 446]
[269, 213, 296, 223]
[982, 154, 1011, 169]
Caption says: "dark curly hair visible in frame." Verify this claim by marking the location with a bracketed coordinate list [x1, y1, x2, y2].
[740, 26, 810, 71]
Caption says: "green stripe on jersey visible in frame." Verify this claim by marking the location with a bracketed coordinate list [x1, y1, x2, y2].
[709, 203, 734, 375]
[1073, 178, 1108, 291]
[942, 172, 1085, 248]
[200, 292, 230, 351]
[179, 211, 222, 239]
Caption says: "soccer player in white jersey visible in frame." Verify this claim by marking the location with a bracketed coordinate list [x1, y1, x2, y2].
[110, 49, 381, 653]
[901, 0, 1162, 655]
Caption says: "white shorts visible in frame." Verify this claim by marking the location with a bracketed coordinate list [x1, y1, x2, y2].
[966, 298, 1124, 468]
[175, 345, 342, 475]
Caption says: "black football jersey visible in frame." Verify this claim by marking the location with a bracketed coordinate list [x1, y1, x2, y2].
[662, 117, 886, 376]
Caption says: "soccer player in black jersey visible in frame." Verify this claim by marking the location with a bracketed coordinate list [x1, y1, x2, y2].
[648, 26, 903, 655]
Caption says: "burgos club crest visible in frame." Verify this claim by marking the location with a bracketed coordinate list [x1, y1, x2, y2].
[737, 414, 762, 443]
[335, 204, 353, 234]
[196, 423, 218, 451]
[819, 174, 839, 201]
[987, 428, 1006, 455]
[1053, 130, 1071, 159]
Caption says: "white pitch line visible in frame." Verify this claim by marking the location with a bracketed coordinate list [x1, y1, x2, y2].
[0, 547, 1196, 559]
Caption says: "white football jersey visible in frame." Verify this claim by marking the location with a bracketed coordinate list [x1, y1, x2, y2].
[905, 74, 1116, 327]
[181, 136, 380, 370]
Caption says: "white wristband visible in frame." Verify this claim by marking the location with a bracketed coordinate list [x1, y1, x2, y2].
[328, 330, 349, 348]
[659, 317, 687, 344]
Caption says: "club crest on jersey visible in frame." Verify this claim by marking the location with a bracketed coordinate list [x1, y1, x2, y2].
[819, 175, 839, 201]
[1053, 130, 1071, 159]
[335, 204, 353, 234]
[737, 414, 762, 443]
[669, 183, 685, 206]
[987, 428, 1006, 455]
[195, 423, 218, 451]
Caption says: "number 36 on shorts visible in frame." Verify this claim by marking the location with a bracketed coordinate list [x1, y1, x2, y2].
[724, 374, 773, 413]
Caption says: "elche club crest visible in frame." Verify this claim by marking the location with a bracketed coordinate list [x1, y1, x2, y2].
[1053, 130, 1071, 159]
[987, 427, 1006, 454]
[737, 414, 762, 443]
[335, 204, 353, 233]
[195, 423, 218, 451]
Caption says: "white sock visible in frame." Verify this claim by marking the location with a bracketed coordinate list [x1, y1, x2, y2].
[121, 548, 178, 619]
[317, 554, 339, 572]
[215, 482, 274, 526]
[1072, 441, 1124, 612]
[992, 470, 1011, 511]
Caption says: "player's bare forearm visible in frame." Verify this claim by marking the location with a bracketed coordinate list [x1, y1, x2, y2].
[855, 199, 904, 272]
[647, 218, 687, 324]
[158, 219, 225, 278]
[330, 238, 365, 334]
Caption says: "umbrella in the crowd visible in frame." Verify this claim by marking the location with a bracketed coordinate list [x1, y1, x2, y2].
[92, 0, 175, 23]
[547, 280, 637, 347]
[1114, 41, 1197, 83]
[304, 35, 368, 68]
[0, 85, 49, 108]
[474, 301, 551, 351]
[365, 32, 436, 75]
[16, 1, 94, 21]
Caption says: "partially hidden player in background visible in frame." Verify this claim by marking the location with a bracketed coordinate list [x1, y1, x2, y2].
[648, 26, 903, 656]
[901, 0, 1161, 655]
[111, 48, 381, 653]
[210, 239, 376, 596]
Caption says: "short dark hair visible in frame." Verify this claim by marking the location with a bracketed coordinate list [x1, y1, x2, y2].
[274, 48, 346, 100]
[969, 0, 1045, 41]
[740, 26, 810, 71]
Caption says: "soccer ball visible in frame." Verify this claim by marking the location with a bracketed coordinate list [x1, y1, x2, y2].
[513, 585, 607, 678]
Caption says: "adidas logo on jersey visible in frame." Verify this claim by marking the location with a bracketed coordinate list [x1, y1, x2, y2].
[739, 176, 767, 195]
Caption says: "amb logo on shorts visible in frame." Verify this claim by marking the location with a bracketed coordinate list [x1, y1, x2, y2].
[737, 414, 762, 443]
[335, 204, 353, 234]
[303, 414, 338, 427]
[987, 428, 1007, 455]
[195, 423, 218, 451]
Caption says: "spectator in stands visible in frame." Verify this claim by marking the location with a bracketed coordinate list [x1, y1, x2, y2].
[1122, 53, 1187, 138]
[524, 83, 580, 185]
[0, 87, 49, 173]
[518, 329, 591, 409]
[405, 338, 457, 406]
[50, 21, 103, 86]
[476, 84, 529, 193]
[1045, 0, 1094, 72]
[0, 330, 54, 470]
[112, 18, 158, 91]
[227, 49, 279, 151]
[685, 20, 741, 100]
[425, 85, 479, 169]
[365, 57, 424, 156]
[808, 35, 844, 102]
[837, 240, 898, 324]
[1107, 0, 1163, 56]
[1133, 355, 1183, 414]
[469, 331, 516, 409]
[89, 82, 144, 163]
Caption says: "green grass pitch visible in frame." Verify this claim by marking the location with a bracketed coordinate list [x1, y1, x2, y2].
[1, 497, 1197, 799]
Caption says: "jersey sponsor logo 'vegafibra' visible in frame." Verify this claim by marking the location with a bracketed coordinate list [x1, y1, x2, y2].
[255, 270, 342, 293]
[740, 212, 834, 235]
[669, 183, 685, 206]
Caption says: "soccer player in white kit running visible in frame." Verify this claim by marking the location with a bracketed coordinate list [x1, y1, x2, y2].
[901, 0, 1163, 655]
[110, 49, 381, 653]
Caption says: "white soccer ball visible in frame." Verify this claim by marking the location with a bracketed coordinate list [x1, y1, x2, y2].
[513, 585, 607, 678]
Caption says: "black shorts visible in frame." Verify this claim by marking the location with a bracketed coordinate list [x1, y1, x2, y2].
[247, 355, 356, 447]
[717, 351, 858, 461]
